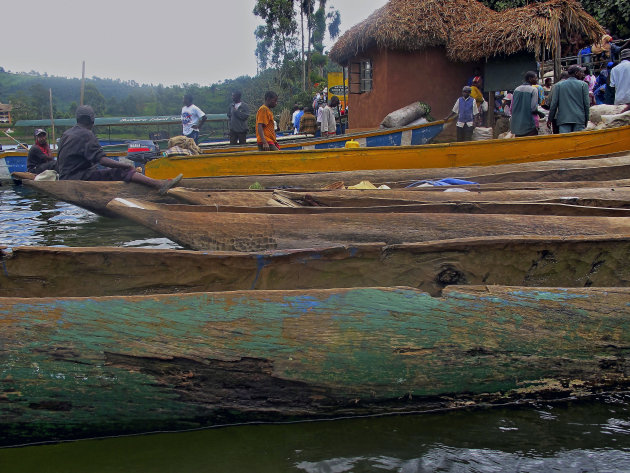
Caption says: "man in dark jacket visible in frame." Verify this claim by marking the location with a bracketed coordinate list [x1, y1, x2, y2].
[548, 65, 590, 134]
[27, 129, 57, 174]
[57, 105, 182, 194]
[227, 91, 250, 145]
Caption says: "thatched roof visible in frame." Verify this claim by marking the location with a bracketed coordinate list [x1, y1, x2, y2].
[329, 0, 604, 64]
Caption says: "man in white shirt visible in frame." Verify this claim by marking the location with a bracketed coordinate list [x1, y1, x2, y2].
[320, 96, 340, 136]
[611, 49, 630, 105]
[181, 93, 207, 144]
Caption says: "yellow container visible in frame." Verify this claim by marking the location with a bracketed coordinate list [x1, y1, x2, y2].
[344, 139, 360, 148]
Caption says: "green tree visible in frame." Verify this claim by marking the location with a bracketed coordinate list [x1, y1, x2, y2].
[83, 83, 106, 116]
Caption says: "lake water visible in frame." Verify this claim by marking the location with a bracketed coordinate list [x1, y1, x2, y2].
[1, 182, 630, 472]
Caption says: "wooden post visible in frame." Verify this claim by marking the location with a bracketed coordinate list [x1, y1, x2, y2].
[553, 27, 561, 82]
[49, 89, 56, 151]
[80, 61, 85, 106]
[487, 91, 495, 129]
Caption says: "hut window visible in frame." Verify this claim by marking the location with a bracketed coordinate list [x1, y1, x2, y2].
[360, 60, 372, 92]
[349, 60, 373, 93]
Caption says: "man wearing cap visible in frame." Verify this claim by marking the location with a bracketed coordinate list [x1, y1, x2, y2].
[444, 86, 480, 142]
[610, 49, 630, 105]
[57, 105, 182, 194]
[27, 129, 57, 174]
[548, 65, 590, 134]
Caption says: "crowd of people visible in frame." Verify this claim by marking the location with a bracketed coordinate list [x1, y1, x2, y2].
[446, 47, 630, 142]
[24, 40, 630, 181]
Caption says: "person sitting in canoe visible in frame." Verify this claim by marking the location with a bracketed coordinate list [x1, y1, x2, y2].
[56, 105, 182, 194]
[27, 128, 57, 174]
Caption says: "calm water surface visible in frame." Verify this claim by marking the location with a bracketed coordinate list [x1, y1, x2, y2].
[1, 183, 630, 472]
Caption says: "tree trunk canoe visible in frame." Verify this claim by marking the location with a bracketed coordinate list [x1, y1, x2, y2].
[3, 235, 630, 297]
[20, 179, 181, 218]
[135, 198, 630, 217]
[143, 126, 630, 179]
[2, 285, 630, 446]
[104, 198, 630, 251]
[171, 186, 630, 210]
[175, 154, 630, 189]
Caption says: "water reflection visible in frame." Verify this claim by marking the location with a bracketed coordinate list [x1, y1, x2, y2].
[0, 184, 180, 249]
[1, 396, 629, 472]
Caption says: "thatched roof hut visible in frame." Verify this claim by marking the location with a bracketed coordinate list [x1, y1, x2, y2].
[329, 0, 604, 64]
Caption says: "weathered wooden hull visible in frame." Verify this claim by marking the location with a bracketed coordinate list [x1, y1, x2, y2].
[172, 186, 630, 210]
[105, 198, 630, 251]
[177, 154, 630, 189]
[19, 179, 181, 217]
[199, 120, 445, 153]
[3, 235, 630, 298]
[144, 126, 630, 179]
[2, 285, 630, 446]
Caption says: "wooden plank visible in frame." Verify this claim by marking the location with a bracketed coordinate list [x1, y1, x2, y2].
[2, 285, 630, 445]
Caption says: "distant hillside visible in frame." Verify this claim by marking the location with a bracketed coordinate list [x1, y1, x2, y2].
[0, 69, 277, 124]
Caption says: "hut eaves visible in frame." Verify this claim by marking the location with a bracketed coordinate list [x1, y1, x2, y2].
[329, 0, 604, 64]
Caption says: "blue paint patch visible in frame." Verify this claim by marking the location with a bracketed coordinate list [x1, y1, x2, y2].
[366, 133, 402, 147]
[250, 255, 272, 289]
[315, 140, 346, 149]
[410, 124, 443, 145]
[279, 295, 325, 314]
[5, 156, 27, 173]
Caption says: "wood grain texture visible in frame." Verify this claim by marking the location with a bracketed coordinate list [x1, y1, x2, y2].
[3, 236, 630, 297]
[2, 285, 629, 445]
[106, 198, 630, 251]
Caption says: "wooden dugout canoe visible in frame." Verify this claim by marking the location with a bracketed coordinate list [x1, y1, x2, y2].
[105, 198, 630, 251]
[143, 125, 630, 179]
[3, 235, 630, 297]
[276, 187, 630, 209]
[21, 175, 630, 219]
[171, 186, 630, 210]
[177, 153, 630, 189]
[18, 178, 181, 217]
[2, 285, 630, 446]
[145, 198, 630, 217]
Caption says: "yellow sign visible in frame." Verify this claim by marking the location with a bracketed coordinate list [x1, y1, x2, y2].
[327, 72, 348, 108]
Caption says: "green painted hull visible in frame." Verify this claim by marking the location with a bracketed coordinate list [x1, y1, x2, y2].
[2, 285, 630, 446]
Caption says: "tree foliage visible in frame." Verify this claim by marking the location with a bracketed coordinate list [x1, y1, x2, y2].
[253, 0, 341, 96]
[0, 1, 346, 134]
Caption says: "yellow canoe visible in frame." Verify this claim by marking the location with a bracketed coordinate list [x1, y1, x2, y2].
[144, 125, 630, 179]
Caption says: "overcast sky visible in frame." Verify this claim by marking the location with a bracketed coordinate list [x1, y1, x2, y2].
[3, 0, 388, 87]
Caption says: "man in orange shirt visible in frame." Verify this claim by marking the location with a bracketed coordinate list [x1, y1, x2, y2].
[256, 91, 280, 151]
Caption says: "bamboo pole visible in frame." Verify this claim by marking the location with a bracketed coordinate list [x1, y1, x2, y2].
[49, 89, 56, 150]
[553, 25, 561, 82]
[80, 61, 85, 106]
